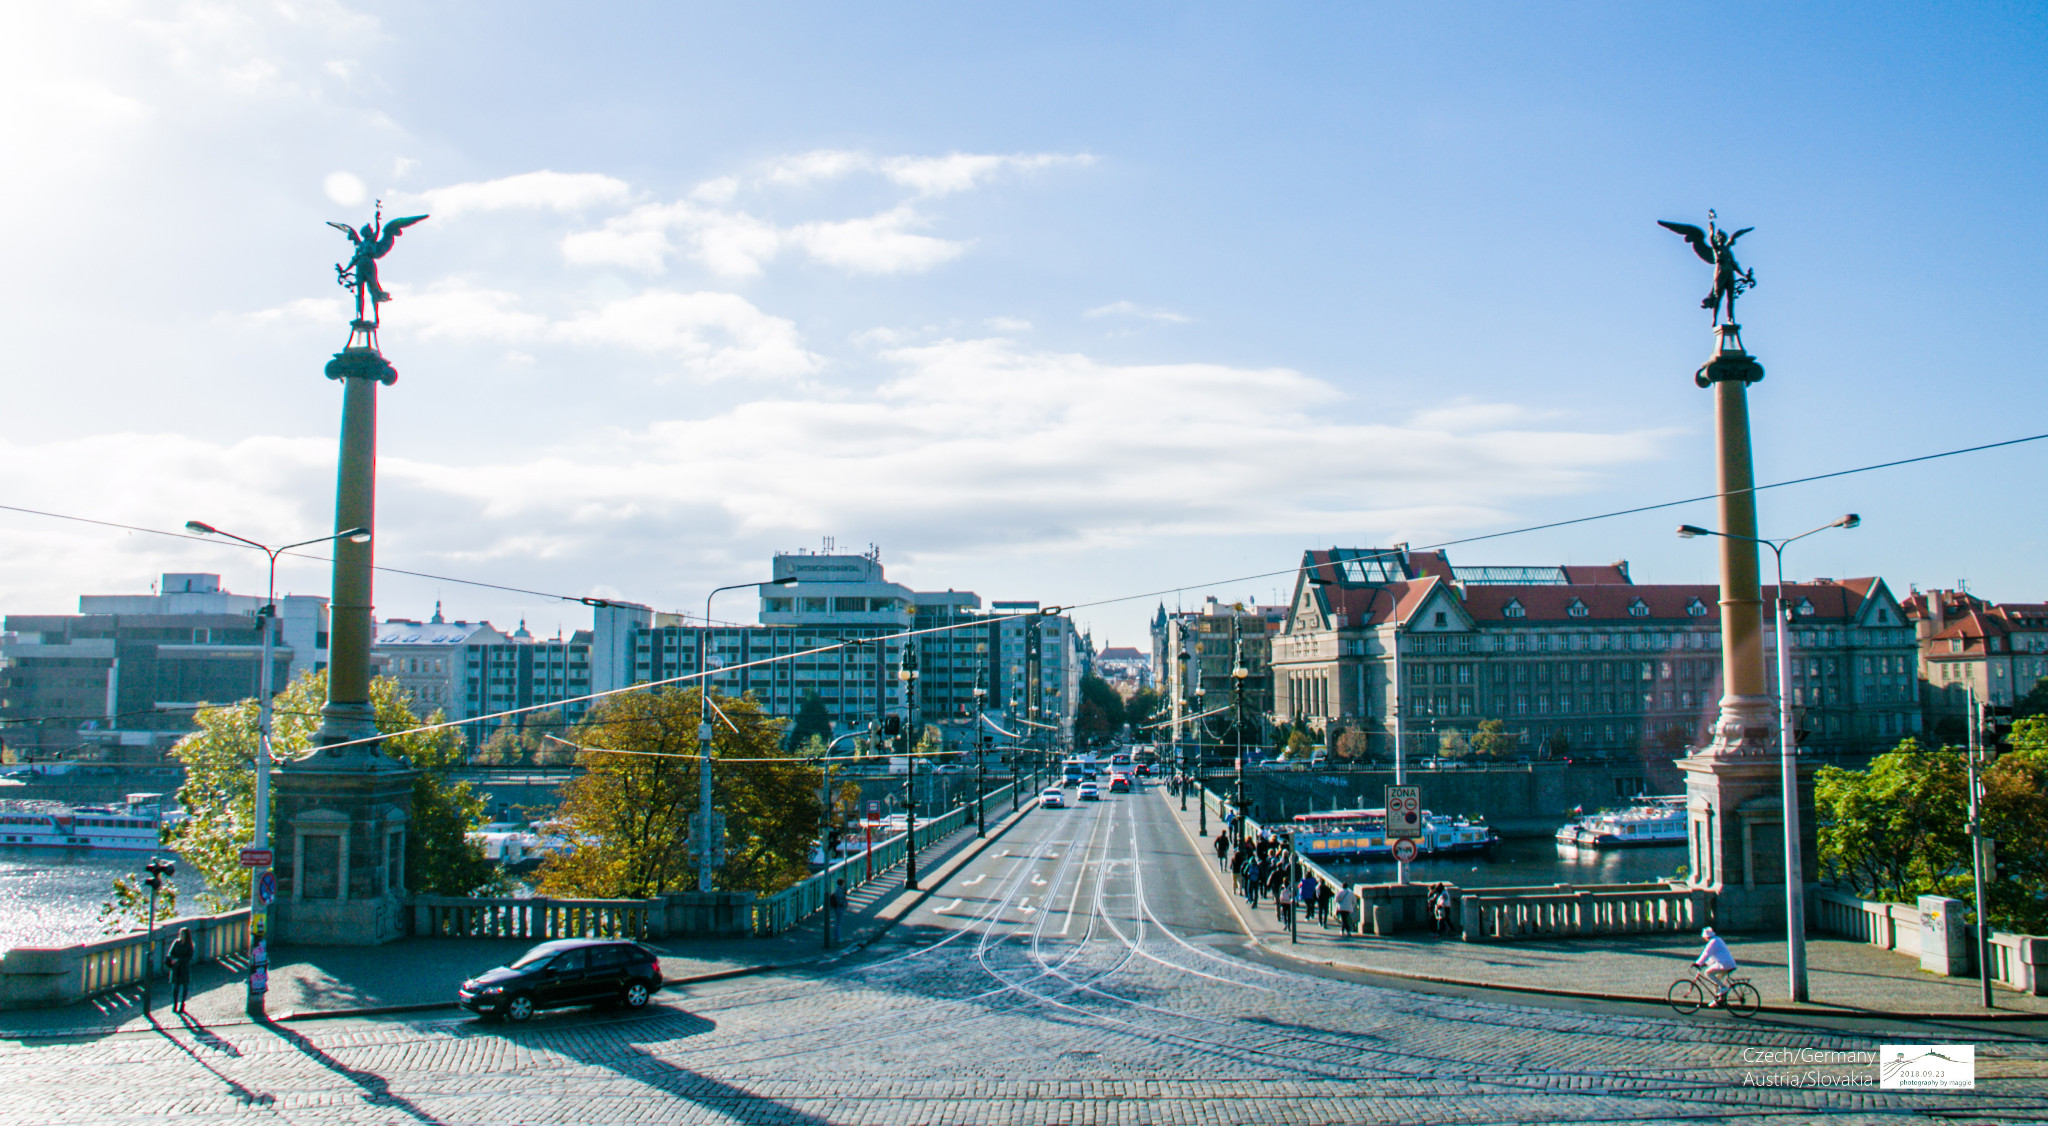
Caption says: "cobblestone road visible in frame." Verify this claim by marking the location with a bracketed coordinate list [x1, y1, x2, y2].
[3, 786, 2043, 1124]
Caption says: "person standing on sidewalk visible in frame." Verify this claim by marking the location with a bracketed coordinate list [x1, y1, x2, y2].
[165, 927, 195, 1014]
[826, 880, 847, 947]
[1335, 885, 1359, 938]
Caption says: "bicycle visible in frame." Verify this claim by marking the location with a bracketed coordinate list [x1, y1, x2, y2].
[1668, 966, 1759, 1017]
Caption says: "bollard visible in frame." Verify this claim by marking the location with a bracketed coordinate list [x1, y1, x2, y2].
[1372, 903, 1390, 938]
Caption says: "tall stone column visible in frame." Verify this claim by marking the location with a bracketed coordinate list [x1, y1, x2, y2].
[1677, 326, 1814, 932]
[272, 338, 414, 946]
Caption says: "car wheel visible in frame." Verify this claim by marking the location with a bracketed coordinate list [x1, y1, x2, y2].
[505, 993, 536, 1022]
[622, 981, 651, 1009]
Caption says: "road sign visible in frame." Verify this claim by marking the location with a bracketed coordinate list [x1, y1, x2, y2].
[238, 847, 273, 868]
[866, 799, 882, 819]
[256, 870, 277, 906]
[1384, 785, 1423, 839]
[1392, 838, 1419, 863]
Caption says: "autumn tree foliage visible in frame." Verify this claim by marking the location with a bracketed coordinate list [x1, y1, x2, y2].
[536, 686, 824, 899]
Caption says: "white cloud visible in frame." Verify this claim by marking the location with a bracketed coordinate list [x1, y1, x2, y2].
[788, 207, 965, 274]
[1085, 300, 1192, 324]
[556, 291, 819, 380]
[324, 170, 366, 206]
[417, 170, 634, 218]
[985, 316, 1032, 333]
[879, 152, 1094, 196]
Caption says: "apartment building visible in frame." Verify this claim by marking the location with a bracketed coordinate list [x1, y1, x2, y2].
[1266, 546, 1918, 761]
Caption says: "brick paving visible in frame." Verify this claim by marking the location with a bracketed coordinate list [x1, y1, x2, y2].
[0, 789, 2039, 1124]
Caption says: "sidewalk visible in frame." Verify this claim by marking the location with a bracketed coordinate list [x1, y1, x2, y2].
[0, 801, 1035, 1042]
[1162, 788, 2048, 1019]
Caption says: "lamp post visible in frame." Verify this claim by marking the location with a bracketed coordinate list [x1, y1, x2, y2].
[1678, 512, 1859, 1003]
[1176, 647, 1191, 811]
[900, 639, 920, 889]
[973, 667, 988, 837]
[1231, 638, 1250, 844]
[185, 520, 369, 1016]
[1193, 683, 1208, 835]
[698, 576, 798, 891]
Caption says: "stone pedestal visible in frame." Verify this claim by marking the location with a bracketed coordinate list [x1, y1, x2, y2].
[1677, 709, 1818, 933]
[271, 758, 414, 946]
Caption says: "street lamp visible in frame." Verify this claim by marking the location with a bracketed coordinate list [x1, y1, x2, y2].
[1231, 641, 1250, 845]
[697, 575, 798, 891]
[972, 666, 988, 836]
[1677, 512, 1858, 1002]
[899, 639, 920, 889]
[185, 519, 369, 1016]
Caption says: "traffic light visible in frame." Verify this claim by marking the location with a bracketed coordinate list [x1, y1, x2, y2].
[143, 857, 175, 892]
[882, 714, 903, 738]
[1985, 705, 2014, 752]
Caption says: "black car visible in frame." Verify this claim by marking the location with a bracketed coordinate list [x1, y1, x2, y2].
[458, 938, 664, 1021]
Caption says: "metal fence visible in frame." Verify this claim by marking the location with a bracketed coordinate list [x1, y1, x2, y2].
[750, 780, 1024, 936]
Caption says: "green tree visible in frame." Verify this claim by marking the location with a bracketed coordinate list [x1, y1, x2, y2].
[1123, 688, 1163, 733]
[787, 691, 834, 751]
[475, 708, 572, 766]
[1469, 718, 1516, 759]
[2013, 676, 2048, 722]
[1075, 675, 1124, 745]
[537, 687, 821, 899]
[1283, 727, 1316, 760]
[97, 874, 176, 935]
[1332, 727, 1370, 761]
[163, 670, 503, 914]
[1815, 737, 1971, 910]
[1438, 730, 1471, 759]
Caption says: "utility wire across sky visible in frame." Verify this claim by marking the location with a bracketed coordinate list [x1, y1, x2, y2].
[2, 429, 2042, 749]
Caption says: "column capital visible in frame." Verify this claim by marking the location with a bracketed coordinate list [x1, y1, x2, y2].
[325, 346, 399, 385]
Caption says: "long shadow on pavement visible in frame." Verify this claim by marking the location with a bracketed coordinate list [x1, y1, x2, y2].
[258, 1016, 447, 1126]
[147, 1015, 273, 1108]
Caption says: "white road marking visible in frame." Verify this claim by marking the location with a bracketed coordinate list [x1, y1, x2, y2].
[935, 899, 964, 914]
[963, 873, 987, 887]
[1031, 873, 1047, 887]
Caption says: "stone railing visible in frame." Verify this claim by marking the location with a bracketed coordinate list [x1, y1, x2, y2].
[410, 896, 660, 940]
[1811, 886, 2047, 996]
[0, 907, 252, 1011]
[1458, 882, 1708, 940]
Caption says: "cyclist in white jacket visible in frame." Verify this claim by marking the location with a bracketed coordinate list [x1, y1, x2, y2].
[1694, 927, 1737, 1004]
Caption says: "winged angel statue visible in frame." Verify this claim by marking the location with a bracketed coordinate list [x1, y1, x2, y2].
[1658, 211, 1754, 325]
[329, 204, 429, 326]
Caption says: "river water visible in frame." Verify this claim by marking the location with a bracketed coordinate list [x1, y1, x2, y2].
[0, 847, 202, 951]
[1321, 836, 1686, 889]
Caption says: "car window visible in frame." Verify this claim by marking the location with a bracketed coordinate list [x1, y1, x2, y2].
[594, 945, 631, 968]
[550, 949, 588, 972]
[511, 944, 566, 969]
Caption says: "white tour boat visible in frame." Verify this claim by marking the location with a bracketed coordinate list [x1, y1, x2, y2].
[1290, 808, 1498, 861]
[0, 793, 170, 852]
[1554, 795, 1688, 848]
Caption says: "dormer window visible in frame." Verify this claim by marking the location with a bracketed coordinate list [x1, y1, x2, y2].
[1686, 598, 1708, 617]
[1503, 598, 1526, 619]
[1628, 599, 1650, 618]
[1566, 599, 1589, 618]
[1949, 639, 1963, 653]
[1796, 599, 1816, 617]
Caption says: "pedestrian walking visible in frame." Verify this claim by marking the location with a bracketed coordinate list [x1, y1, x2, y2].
[1244, 856, 1263, 907]
[1213, 829, 1229, 869]
[1296, 874, 1318, 921]
[165, 926, 195, 1014]
[1335, 885, 1359, 938]
[1276, 880, 1294, 926]
[1316, 880, 1333, 926]
[1429, 884, 1451, 937]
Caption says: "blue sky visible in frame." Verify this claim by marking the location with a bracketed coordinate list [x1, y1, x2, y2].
[2, 2, 2044, 647]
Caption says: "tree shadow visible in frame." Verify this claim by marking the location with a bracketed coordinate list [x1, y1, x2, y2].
[257, 1016, 446, 1126]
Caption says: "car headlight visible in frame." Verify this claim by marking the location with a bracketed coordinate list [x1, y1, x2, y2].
[480, 985, 505, 995]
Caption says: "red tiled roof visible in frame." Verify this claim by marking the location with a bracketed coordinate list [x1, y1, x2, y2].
[1560, 564, 1631, 585]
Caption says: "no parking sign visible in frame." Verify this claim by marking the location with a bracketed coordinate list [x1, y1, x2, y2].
[1384, 785, 1422, 839]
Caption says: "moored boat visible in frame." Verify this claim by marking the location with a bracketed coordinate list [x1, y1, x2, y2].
[1554, 795, 1687, 848]
[1290, 808, 1498, 861]
[0, 793, 171, 852]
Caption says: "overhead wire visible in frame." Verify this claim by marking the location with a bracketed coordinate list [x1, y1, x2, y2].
[4, 429, 2042, 751]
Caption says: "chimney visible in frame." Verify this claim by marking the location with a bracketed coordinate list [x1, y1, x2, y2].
[1929, 591, 1948, 635]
